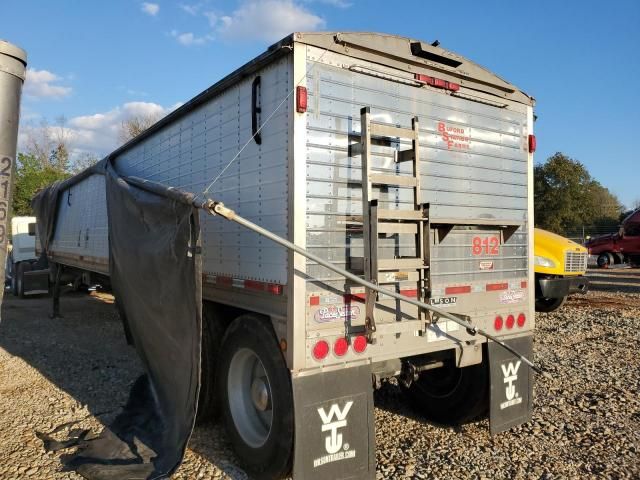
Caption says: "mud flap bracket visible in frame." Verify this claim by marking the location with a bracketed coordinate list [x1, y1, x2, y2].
[292, 364, 375, 479]
[488, 335, 534, 434]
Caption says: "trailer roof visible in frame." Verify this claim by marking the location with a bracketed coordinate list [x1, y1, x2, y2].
[292, 32, 533, 104]
[108, 31, 534, 164]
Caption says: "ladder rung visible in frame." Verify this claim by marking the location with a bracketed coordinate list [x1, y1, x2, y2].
[395, 149, 415, 163]
[349, 257, 364, 272]
[378, 271, 420, 283]
[377, 222, 418, 234]
[370, 173, 417, 187]
[376, 209, 425, 220]
[378, 258, 424, 270]
[370, 123, 415, 139]
[349, 143, 363, 157]
[349, 134, 394, 148]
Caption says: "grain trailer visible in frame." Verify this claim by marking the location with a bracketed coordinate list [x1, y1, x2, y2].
[36, 32, 537, 479]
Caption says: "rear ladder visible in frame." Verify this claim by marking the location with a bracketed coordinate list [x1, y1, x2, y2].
[350, 106, 428, 340]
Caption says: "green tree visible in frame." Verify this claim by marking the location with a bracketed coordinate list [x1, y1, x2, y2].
[12, 153, 70, 216]
[534, 152, 622, 233]
[69, 152, 99, 174]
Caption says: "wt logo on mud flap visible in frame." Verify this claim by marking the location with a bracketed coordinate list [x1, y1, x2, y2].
[500, 361, 523, 410]
[313, 401, 356, 468]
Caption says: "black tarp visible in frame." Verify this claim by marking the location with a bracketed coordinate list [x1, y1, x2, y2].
[32, 160, 202, 480]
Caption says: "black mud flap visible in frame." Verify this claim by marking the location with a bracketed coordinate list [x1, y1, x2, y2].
[292, 364, 375, 479]
[23, 269, 50, 295]
[488, 336, 534, 434]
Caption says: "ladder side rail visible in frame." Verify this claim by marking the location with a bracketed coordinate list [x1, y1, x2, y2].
[359, 107, 377, 334]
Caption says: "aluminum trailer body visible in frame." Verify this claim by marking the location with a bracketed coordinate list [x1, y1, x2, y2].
[40, 32, 536, 479]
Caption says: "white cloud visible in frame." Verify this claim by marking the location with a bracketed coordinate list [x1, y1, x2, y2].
[24, 69, 72, 99]
[179, 3, 200, 15]
[203, 11, 217, 27]
[68, 101, 176, 152]
[304, 0, 352, 7]
[19, 101, 181, 160]
[141, 2, 160, 16]
[171, 30, 214, 46]
[217, 0, 325, 42]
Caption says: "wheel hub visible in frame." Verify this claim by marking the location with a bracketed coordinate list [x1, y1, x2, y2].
[227, 348, 274, 448]
[251, 377, 270, 412]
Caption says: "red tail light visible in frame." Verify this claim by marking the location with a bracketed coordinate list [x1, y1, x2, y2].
[494, 315, 503, 331]
[506, 314, 515, 329]
[414, 74, 460, 92]
[296, 86, 308, 113]
[352, 335, 367, 354]
[312, 340, 329, 360]
[517, 313, 526, 327]
[528, 134, 536, 153]
[334, 337, 349, 356]
[433, 78, 447, 88]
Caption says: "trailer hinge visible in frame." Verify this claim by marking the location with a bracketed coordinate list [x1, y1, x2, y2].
[203, 200, 236, 221]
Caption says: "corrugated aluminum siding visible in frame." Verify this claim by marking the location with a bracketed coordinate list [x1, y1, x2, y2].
[115, 55, 293, 285]
[49, 174, 109, 262]
[430, 226, 527, 285]
[304, 49, 529, 289]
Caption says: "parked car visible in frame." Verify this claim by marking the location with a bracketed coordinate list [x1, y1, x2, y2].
[585, 209, 640, 268]
[534, 228, 589, 312]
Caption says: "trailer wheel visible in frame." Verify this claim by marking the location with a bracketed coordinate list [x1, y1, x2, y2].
[10, 262, 17, 296]
[16, 262, 32, 298]
[597, 252, 614, 268]
[403, 360, 488, 425]
[196, 304, 224, 424]
[218, 314, 293, 479]
[535, 295, 567, 312]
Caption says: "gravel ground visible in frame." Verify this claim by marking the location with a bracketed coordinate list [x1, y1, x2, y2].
[0, 271, 638, 479]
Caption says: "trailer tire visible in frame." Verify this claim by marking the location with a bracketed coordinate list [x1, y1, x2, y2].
[403, 360, 488, 425]
[218, 314, 293, 479]
[535, 295, 567, 312]
[10, 263, 17, 296]
[196, 304, 224, 424]
[72, 276, 89, 293]
[16, 262, 32, 298]
[597, 252, 614, 268]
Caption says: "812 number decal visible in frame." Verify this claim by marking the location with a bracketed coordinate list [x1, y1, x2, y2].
[472, 236, 499, 256]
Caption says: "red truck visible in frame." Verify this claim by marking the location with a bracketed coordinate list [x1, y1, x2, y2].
[586, 208, 640, 267]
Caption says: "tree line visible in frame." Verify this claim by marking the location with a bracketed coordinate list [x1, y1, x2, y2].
[534, 152, 634, 234]
[12, 114, 160, 217]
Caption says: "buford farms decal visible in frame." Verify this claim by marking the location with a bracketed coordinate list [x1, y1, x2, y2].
[438, 121, 470, 150]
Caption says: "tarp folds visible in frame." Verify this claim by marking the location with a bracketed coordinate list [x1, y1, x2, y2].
[34, 160, 203, 480]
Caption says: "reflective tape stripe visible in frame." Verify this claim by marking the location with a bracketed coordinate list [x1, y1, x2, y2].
[211, 275, 283, 295]
[486, 282, 509, 291]
[445, 285, 471, 294]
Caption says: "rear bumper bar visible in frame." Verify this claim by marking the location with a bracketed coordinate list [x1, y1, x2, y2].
[538, 275, 589, 298]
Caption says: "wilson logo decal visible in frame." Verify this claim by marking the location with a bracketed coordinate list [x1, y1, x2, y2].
[500, 361, 523, 409]
[313, 401, 356, 467]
